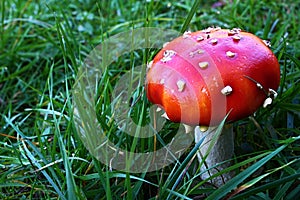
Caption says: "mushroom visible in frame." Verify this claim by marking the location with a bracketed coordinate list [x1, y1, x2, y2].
[145, 27, 280, 186]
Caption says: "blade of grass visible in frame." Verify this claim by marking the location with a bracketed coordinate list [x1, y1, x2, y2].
[225, 159, 299, 199]
[285, 184, 300, 200]
[206, 143, 288, 200]
[47, 61, 78, 199]
[164, 115, 228, 199]
[180, 0, 201, 33]
[92, 158, 113, 200]
[262, 10, 273, 39]
[273, 180, 295, 200]
[186, 151, 270, 196]
[53, 12, 85, 198]
[0, 0, 5, 48]
[3, 115, 66, 200]
[231, 172, 300, 200]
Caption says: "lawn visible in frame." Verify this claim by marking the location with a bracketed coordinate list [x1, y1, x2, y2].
[0, 0, 299, 199]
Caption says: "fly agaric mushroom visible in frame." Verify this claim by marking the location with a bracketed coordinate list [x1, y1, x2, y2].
[146, 27, 280, 186]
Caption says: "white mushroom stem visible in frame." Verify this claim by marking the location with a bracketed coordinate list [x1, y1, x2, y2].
[194, 124, 235, 187]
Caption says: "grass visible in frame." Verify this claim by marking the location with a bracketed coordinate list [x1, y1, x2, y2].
[0, 0, 299, 199]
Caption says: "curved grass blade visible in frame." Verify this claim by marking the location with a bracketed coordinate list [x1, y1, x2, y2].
[225, 159, 298, 199]
[206, 144, 288, 200]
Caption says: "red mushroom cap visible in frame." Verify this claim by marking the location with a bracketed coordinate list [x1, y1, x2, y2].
[146, 27, 280, 126]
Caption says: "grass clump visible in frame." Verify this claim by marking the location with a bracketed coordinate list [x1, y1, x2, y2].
[0, 0, 299, 199]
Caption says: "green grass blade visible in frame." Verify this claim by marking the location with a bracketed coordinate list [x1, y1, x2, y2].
[164, 115, 228, 199]
[286, 184, 300, 200]
[3, 115, 66, 200]
[206, 144, 288, 200]
[262, 10, 273, 39]
[273, 181, 294, 200]
[180, 0, 202, 33]
[226, 159, 299, 199]
[231, 173, 300, 199]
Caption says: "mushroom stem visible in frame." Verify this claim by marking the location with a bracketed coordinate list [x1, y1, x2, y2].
[194, 124, 235, 187]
